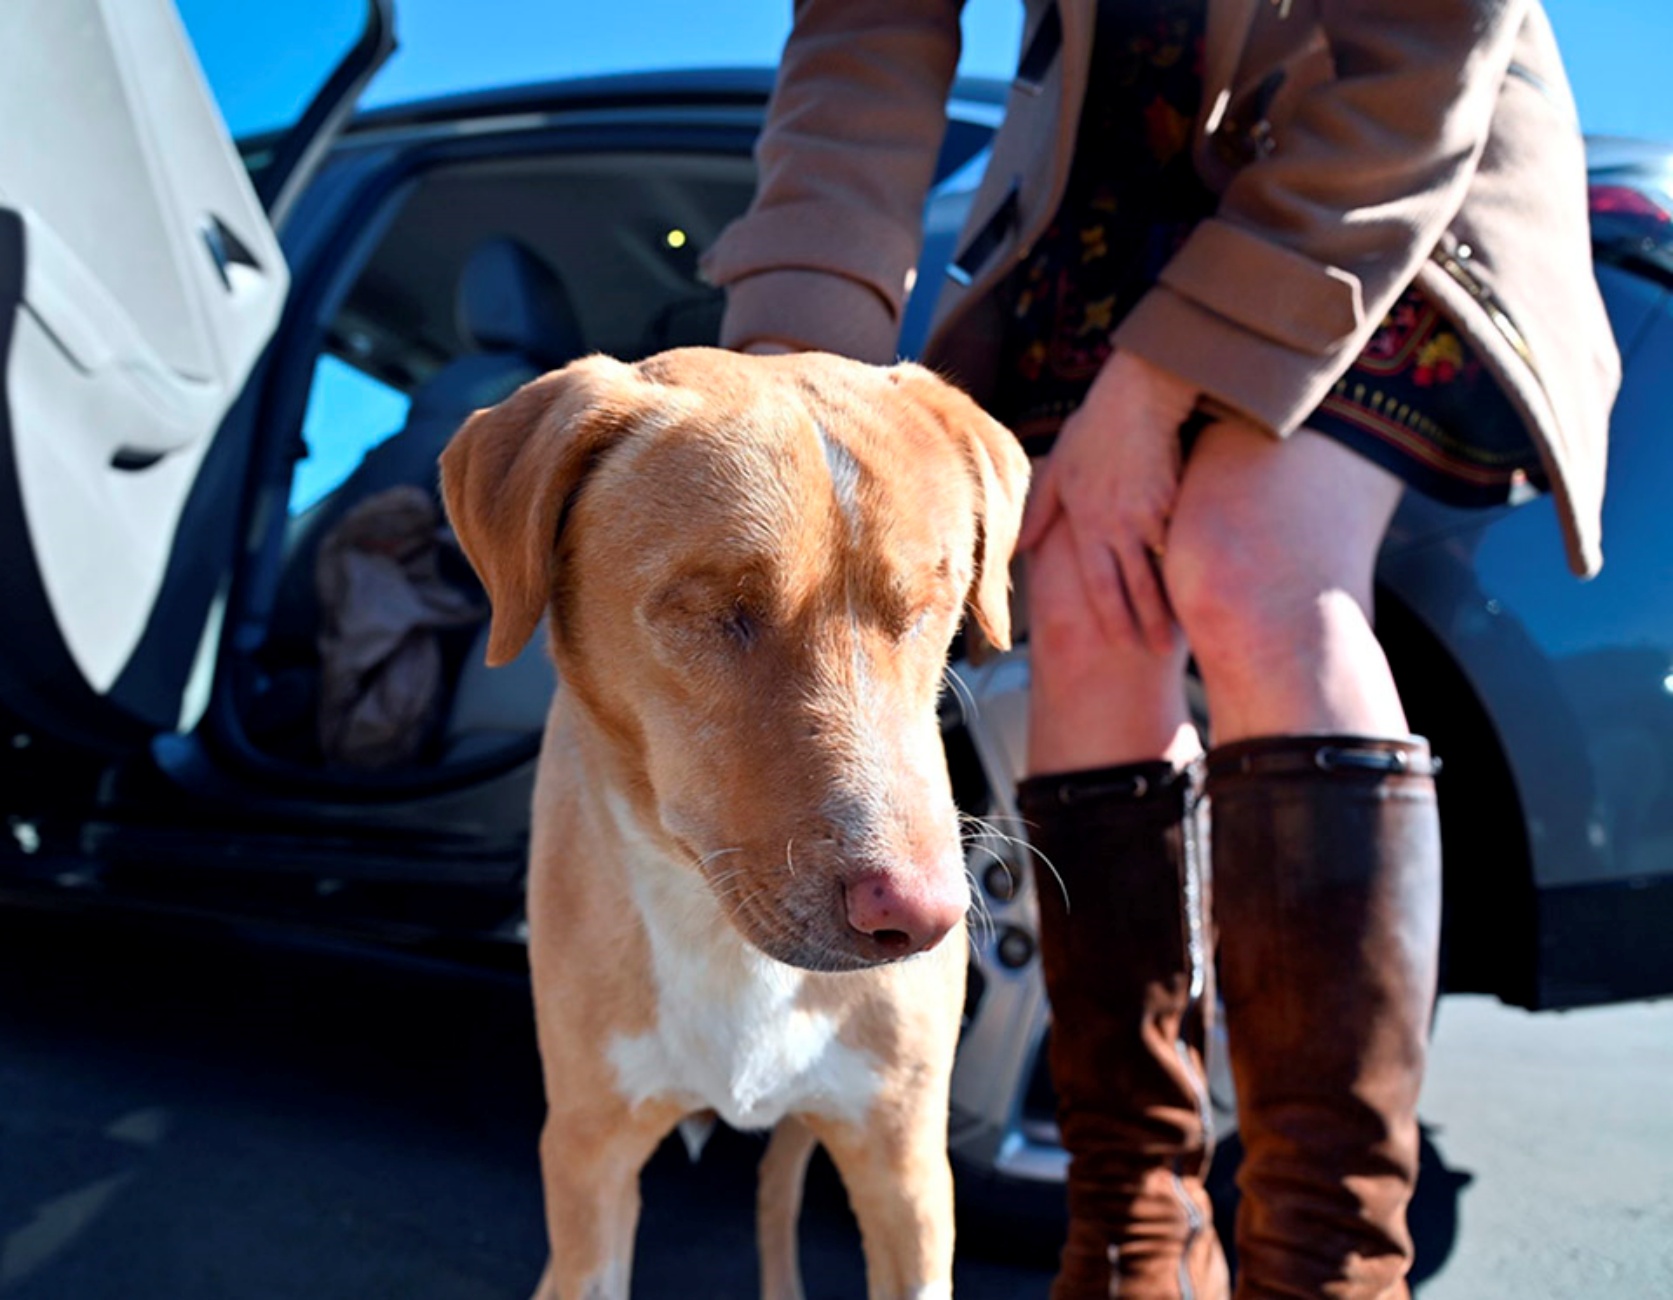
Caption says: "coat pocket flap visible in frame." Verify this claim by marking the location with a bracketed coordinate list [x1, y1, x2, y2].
[1158, 218, 1364, 357]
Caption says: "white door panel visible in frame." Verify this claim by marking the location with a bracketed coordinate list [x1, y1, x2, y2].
[0, 0, 288, 697]
[9, 282, 223, 693]
[18, 212, 231, 456]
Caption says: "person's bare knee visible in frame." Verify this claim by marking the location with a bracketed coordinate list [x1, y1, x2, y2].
[1163, 422, 1406, 740]
[1025, 533, 1195, 772]
[1165, 531, 1326, 731]
[1028, 520, 1136, 680]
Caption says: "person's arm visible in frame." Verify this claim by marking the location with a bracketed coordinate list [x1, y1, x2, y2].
[1115, 0, 1534, 437]
[701, 0, 964, 362]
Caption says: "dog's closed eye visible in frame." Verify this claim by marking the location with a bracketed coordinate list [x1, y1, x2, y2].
[882, 568, 964, 646]
[720, 600, 760, 649]
[645, 574, 770, 655]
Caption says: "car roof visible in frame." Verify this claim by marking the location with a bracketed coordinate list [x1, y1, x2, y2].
[342, 66, 1009, 138]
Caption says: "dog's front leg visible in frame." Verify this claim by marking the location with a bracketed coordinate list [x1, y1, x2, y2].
[532, 1101, 680, 1300]
[758, 1116, 820, 1300]
[805, 1104, 957, 1300]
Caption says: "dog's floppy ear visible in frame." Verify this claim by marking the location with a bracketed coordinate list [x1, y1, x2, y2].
[893, 365, 1032, 652]
[959, 399, 1031, 652]
[440, 355, 640, 666]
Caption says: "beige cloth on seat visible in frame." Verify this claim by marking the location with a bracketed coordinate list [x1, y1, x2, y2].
[315, 485, 486, 770]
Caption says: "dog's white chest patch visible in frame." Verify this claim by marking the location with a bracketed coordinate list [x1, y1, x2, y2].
[606, 827, 882, 1131]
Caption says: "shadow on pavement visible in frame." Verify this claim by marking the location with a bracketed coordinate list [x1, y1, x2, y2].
[0, 906, 1052, 1298]
[0, 904, 1475, 1298]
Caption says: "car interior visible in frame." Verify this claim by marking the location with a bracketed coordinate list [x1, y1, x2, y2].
[233, 149, 761, 778]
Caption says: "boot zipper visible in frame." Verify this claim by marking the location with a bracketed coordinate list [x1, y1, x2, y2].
[1108, 1165, 1207, 1300]
[1181, 801, 1209, 1003]
[1171, 788, 1213, 1300]
[1168, 1149, 1208, 1300]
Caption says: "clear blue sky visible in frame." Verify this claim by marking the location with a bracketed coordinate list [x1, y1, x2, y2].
[184, 0, 1673, 144]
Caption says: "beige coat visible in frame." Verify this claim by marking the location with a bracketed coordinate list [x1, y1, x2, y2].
[705, 0, 1619, 576]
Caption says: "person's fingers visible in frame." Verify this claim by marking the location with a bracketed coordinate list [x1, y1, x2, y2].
[1113, 532, 1177, 655]
[1018, 455, 1062, 553]
[1071, 520, 1141, 648]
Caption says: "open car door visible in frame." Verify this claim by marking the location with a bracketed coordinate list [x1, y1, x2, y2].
[0, 0, 393, 755]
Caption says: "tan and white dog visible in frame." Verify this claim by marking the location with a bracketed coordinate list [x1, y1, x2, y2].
[440, 347, 1030, 1300]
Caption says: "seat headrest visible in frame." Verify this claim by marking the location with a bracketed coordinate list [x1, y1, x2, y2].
[455, 237, 585, 370]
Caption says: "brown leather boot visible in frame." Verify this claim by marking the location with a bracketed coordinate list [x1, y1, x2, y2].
[1017, 761, 1229, 1300]
[1206, 734, 1442, 1300]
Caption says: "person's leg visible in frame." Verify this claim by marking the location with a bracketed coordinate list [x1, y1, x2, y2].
[1164, 422, 1441, 1300]
[1021, 516, 1227, 1300]
[1162, 421, 1406, 744]
[1025, 505, 1199, 774]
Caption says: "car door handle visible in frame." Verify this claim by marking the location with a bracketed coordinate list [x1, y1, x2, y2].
[201, 214, 264, 291]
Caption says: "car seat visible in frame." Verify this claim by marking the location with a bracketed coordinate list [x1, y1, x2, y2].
[247, 237, 584, 763]
[291, 236, 585, 592]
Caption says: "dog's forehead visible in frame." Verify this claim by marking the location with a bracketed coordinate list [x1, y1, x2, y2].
[587, 357, 980, 571]
[634, 349, 978, 480]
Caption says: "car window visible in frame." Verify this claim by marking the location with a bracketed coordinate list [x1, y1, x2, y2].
[292, 355, 412, 515]
[175, 0, 372, 172]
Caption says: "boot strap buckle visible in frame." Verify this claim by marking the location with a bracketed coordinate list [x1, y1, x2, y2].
[1058, 773, 1149, 804]
[1313, 745, 1441, 776]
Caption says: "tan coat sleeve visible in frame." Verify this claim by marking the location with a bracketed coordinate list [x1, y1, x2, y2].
[701, 1, 964, 363]
[1115, 0, 1534, 437]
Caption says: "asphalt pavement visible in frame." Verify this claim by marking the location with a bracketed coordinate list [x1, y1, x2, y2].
[0, 906, 1667, 1298]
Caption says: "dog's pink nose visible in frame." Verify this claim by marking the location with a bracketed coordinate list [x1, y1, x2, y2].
[844, 872, 967, 957]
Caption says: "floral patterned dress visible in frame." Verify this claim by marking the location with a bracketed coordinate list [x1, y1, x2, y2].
[990, 0, 1545, 507]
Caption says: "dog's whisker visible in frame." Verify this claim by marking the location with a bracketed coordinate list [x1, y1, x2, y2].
[957, 814, 1070, 913]
[958, 812, 1038, 840]
[960, 818, 1046, 862]
[962, 840, 1010, 875]
[958, 817, 1034, 864]
[957, 821, 1034, 860]
[961, 819, 1030, 898]
[785, 839, 797, 878]
[710, 876, 764, 903]
[962, 867, 997, 949]
[693, 845, 745, 872]
[940, 666, 977, 725]
[1030, 847, 1070, 913]
[959, 811, 1038, 833]
[704, 868, 753, 895]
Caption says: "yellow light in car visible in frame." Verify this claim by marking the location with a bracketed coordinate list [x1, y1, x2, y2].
[665, 228, 689, 250]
